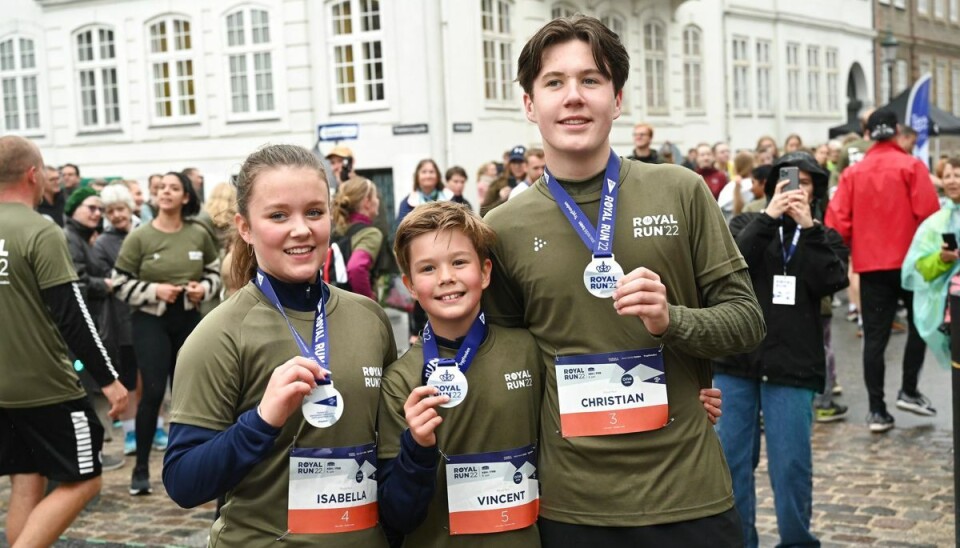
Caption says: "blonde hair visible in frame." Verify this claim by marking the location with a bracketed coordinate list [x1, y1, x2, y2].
[203, 182, 238, 229]
[231, 145, 328, 285]
[332, 178, 376, 232]
[394, 201, 496, 278]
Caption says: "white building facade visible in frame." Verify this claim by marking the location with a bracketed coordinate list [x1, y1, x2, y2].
[2, 0, 875, 221]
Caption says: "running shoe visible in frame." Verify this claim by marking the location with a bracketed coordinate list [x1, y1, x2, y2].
[896, 390, 937, 416]
[815, 403, 848, 423]
[867, 410, 895, 433]
[130, 466, 152, 496]
[124, 431, 136, 456]
[153, 428, 169, 451]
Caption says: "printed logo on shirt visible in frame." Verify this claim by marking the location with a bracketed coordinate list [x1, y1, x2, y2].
[504, 369, 533, 390]
[149, 253, 161, 261]
[362, 366, 381, 388]
[188, 250, 203, 261]
[533, 237, 547, 252]
[632, 214, 680, 238]
[0, 239, 10, 286]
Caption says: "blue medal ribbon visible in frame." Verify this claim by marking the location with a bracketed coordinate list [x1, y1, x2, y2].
[253, 269, 331, 384]
[421, 311, 487, 384]
[544, 149, 621, 258]
[778, 226, 802, 274]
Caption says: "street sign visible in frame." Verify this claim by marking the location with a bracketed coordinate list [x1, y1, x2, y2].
[452, 122, 473, 133]
[392, 123, 429, 136]
[317, 123, 359, 142]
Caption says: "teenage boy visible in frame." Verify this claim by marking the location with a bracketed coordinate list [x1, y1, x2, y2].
[483, 16, 764, 545]
[377, 202, 543, 546]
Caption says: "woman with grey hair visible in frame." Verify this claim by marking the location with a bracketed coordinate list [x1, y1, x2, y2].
[91, 183, 148, 456]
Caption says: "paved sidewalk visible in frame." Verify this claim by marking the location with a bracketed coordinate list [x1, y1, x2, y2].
[0, 419, 953, 547]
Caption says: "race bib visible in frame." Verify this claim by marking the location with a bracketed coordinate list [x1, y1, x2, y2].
[445, 444, 539, 535]
[772, 275, 797, 306]
[188, 250, 203, 261]
[555, 348, 668, 438]
[288, 443, 378, 534]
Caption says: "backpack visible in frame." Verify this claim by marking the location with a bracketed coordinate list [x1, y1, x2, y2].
[323, 223, 370, 291]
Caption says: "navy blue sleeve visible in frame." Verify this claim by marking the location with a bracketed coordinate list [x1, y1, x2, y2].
[162, 408, 281, 508]
[377, 429, 439, 535]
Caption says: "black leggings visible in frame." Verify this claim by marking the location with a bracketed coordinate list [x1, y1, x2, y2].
[539, 508, 743, 548]
[131, 302, 200, 470]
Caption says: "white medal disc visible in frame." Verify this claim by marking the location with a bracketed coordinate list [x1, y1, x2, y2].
[583, 255, 625, 298]
[426, 367, 469, 408]
[301, 383, 344, 428]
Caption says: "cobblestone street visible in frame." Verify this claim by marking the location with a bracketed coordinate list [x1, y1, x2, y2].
[0, 314, 955, 547]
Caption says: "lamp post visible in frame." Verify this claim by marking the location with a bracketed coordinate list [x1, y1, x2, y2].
[881, 28, 899, 103]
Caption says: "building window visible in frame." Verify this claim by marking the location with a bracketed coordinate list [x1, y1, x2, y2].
[732, 36, 749, 112]
[936, 61, 948, 107]
[600, 13, 625, 42]
[896, 59, 908, 94]
[807, 46, 820, 111]
[75, 27, 120, 130]
[919, 0, 929, 14]
[786, 43, 801, 111]
[894, 0, 906, 8]
[551, 2, 577, 19]
[682, 26, 703, 111]
[951, 0, 959, 21]
[825, 48, 839, 112]
[481, 0, 513, 103]
[147, 17, 197, 121]
[0, 37, 40, 132]
[644, 21, 667, 112]
[329, 0, 384, 109]
[756, 40, 772, 112]
[936, 0, 946, 17]
[225, 7, 276, 116]
[952, 66, 960, 115]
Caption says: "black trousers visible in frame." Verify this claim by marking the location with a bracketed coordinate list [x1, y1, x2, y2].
[131, 301, 200, 470]
[539, 508, 743, 548]
[859, 269, 926, 413]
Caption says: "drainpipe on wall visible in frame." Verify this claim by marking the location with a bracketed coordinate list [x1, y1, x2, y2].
[438, 0, 453, 170]
[720, 0, 731, 144]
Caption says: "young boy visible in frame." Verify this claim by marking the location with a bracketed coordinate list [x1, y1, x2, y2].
[482, 15, 764, 545]
[377, 201, 543, 546]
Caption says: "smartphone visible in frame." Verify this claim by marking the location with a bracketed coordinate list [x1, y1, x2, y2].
[340, 156, 353, 183]
[943, 232, 958, 251]
[779, 166, 800, 192]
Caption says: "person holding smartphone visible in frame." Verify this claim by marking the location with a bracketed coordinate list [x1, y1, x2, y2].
[902, 157, 960, 368]
[717, 151, 849, 547]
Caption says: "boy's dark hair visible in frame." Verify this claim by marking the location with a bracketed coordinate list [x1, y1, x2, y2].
[61, 163, 80, 177]
[394, 201, 497, 278]
[516, 15, 629, 97]
[445, 165, 468, 182]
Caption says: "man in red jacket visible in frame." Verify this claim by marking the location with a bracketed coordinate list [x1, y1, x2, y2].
[826, 109, 941, 433]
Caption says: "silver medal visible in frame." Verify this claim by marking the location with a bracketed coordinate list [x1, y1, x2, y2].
[426, 366, 469, 408]
[301, 382, 344, 428]
[583, 255, 624, 298]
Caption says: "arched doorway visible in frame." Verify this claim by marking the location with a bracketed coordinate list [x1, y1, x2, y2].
[846, 62, 869, 122]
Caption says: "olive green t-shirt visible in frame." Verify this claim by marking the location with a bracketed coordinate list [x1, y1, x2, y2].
[114, 220, 218, 285]
[378, 325, 542, 547]
[483, 159, 754, 526]
[0, 203, 84, 407]
[171, 283, 396, 547]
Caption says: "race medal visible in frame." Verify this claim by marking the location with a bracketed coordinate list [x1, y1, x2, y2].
[583, 254, 624, 298]
[544, 150, 625, 299]
[427, 366, 469, 408]
[302, 382, 344, 428]
[421, 312, 486, 408]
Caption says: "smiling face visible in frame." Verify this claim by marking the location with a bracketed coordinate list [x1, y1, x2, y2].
[416, 162, 440, 194]
[944, 163, 960, 203]
[236, 166, 330, 284]
[523, 39, 622, 175]
[403, 229, 491, 340]
[73, 196, 103, 228]
[105, 202, 132, 232]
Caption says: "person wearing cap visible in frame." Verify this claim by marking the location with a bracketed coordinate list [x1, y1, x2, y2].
[480, 145, 528, 215]
[826, 109, 941, 433]
[64, 187, 112, 322]
[325, 145, 355, 183]
[718, 151, 849, 548]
